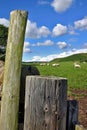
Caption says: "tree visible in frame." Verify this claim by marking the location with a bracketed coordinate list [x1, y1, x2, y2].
[0, 24, 8, 60]
[0, 24, 8, 46]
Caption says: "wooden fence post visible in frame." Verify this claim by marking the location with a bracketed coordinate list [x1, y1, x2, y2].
[0, 10, 28, 130]
[24, 76, 67, 130]
[66, 100, 78, 130]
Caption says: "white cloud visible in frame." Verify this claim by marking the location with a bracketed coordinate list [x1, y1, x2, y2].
[51, 0, 73, 13]
[25, 20, 39, 38]
[0, 18, 9, 27]
[52, 24, 68, 36]
[68, 25, 77, 35]
[74, 16, 87, 30]
[31, 56, 42, 61]
[25, 20, 50, 38]
[73, 49, 87, 54]
[39, 26, 51, 37]
[23, 41, 31, 53]
[32, 40, 54, 46]
[30, 54, 59, 62]
[24, 48, 31, 53]
[27, 49, 87, 62]
[42, 40, 54, 46]
[57, 41, 68, 49]
[24, 41, 30, 47]
[0, 18, 50, 39]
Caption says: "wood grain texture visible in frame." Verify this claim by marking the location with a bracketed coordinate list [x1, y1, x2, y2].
[66, 100, 78, 130]
[24, 76, 67, 130]
[0, 10, 28, 130]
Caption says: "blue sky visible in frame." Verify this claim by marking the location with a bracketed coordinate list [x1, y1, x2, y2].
[0, 0, 87, 62]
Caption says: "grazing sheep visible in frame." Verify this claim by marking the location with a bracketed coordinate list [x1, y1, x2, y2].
[52, 63, 60, 67]
[83, 61, 86, 64]
[74, 63, 81, 68]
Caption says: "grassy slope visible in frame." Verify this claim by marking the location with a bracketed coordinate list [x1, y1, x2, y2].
[51, 53, 87, 62]
[23, 53, 87, 90]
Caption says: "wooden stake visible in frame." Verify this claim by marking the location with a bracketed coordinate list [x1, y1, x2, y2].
[24, 76, 67, 130]
[0, 10, 28, 130]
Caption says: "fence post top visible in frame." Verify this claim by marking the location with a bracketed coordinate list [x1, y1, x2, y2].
[10, 10, 28, 16]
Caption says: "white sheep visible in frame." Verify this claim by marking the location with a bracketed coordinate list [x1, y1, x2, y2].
[74, 63, 81, 68]
[52, 63, 60, 67]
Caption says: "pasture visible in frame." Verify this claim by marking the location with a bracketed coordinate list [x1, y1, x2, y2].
[23, 61, 87, 90]
[23, 54, 87, 128]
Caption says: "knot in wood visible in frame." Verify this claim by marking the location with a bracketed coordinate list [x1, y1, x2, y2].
[44, 104, 49, 112]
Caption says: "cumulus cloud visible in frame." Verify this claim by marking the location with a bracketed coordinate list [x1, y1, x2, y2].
[31, 56, 42, 61]
[26, 49, 87, 62]
[52, 24, 68, 37]
[0, 18, 9, 27]
[29, 54, 59, 62]
[0, 18, 50, 38]
[39, 26, 51, 37]
[25, 20, 38, 38]
[25, 20, 50, 38]
[51, 0, 73, 13]
[57, 41, 68, 49]
[24, 41, 30, 47]
[32, 40, 54, 46]
[74, 16, 87, 30]
[68, 25, 77, 35]
[23, 48, 31, 53]
[23, 41, 31, 53]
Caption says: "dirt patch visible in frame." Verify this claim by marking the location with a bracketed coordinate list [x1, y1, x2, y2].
[68, 89, 87, 129]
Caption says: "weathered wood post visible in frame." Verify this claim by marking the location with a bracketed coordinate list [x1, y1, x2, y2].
[24, 76, 67, 130]
[66, 100, 78, 130]
[0, 10, 28, 130]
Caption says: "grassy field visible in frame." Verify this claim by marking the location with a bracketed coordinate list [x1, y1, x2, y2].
[23, 53, 87, 90]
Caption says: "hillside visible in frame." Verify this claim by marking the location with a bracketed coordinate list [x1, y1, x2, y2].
[50, 53, 87, 63]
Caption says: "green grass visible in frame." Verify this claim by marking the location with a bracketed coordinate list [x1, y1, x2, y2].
[51, 53, 87, 62]
[22, 53, 87, 90]
[36, 61, 87, 90]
